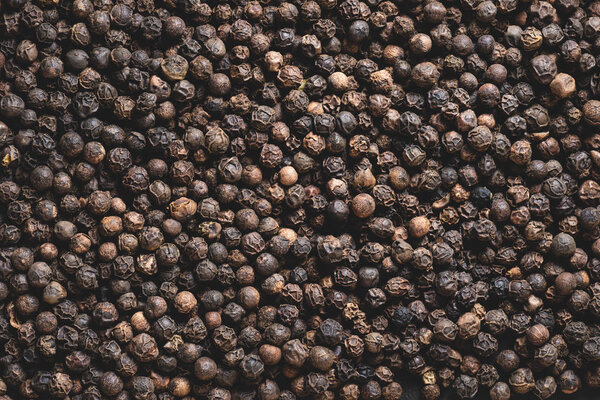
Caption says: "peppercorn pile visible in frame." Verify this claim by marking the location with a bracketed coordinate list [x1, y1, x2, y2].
[4, 0, 600, 399]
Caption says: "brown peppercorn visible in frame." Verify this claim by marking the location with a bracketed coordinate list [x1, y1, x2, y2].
[457, 312, 481, 340]
[99, 372, 123, 397]
[194, 357, 218, 381]
[174, 291, 197, 314]
[42, 281, 67, 305]
[509, 140, 532, 166]
[526, 324, 550, 346]
[168, 377, 190, 397]
[238, 286, 261, 309]
[559, 370, 580, 394]
[161, 55, 189, 80]
[382, 382, 403, 400]
[409, 33, 432, 55]
[278, 65, 303, 88]
[496, 350, 520, 373]
[411, 62, 440, 88]
[38, 243, 58, 261]
[408, 216, 430, 238]
[265, 51, 284, 72]
[485, 64, 507, 86]
[259, 344, 282, 365]
[489, 382, 511, 400]
[309, 345, 336, 371]
[131, 311, 150, 332]
[36, 311, 58, 334]
[329, 72, 350, 92]
[509, 368, 535, 394]
[279, 166, 298, 186]
[389, 166, 409, 191]
[208, 73, 232, 96]
[351, 193, 376, 218]
[550, 73, 576, 98]
[205, 311, 222, 330]
[341, 384, 360, 400]
[555, 272, 577, 296]
[129, 333, 159, 364]
[584, 100, 600, 126]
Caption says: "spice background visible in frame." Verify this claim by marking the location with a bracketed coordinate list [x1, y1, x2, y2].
[4, 0, 600, 399]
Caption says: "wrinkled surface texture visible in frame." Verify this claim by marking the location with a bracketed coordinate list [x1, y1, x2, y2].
[4, 0, 600, 399]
